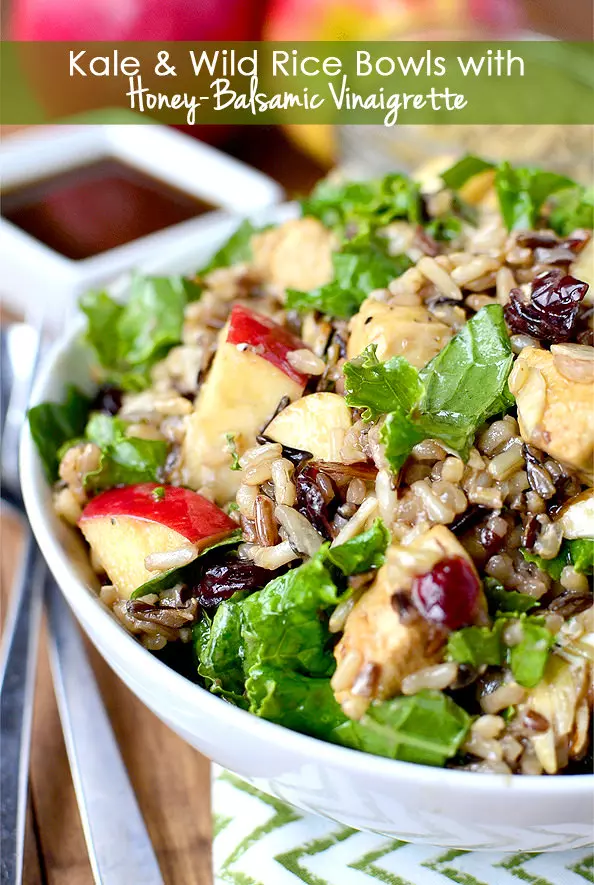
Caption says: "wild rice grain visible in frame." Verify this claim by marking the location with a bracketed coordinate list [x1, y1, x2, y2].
[254, 495, 279, 547]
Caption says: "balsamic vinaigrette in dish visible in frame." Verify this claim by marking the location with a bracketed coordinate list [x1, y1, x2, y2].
[2, 158, 215, 260]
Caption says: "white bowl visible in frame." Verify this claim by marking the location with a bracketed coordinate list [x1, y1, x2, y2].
[21, 211, 593, 853]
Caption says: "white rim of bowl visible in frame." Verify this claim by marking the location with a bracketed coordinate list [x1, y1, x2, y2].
[20, 316, 593, 795]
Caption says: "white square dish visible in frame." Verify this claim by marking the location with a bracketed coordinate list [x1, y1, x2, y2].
[0, 124, 283, 328]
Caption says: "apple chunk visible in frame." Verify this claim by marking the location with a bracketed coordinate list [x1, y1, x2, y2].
[79, 483, 236, 599]
[266, 392, 353, 462]
[182, 305, 311, 503]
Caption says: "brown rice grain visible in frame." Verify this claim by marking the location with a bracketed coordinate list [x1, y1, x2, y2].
[251, 540, 300, 569]
[346, 478, 367, 506]
[237, 483, 258, 519]
[401, 662, 458, 695]
[239, 442, 283, 469]
[488, 442, 525, 481]
[145, 545, 198, 573]
[275, 504, 323, 557]
[271, 458, 296, 506]
[480, 681, 526, 714]
[417, 256, 463, 300]
[441, 456, 465, 483]
[287, 348, 326, 375]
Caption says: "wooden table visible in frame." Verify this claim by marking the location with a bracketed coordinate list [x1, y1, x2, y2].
[0, 127, 324, 885]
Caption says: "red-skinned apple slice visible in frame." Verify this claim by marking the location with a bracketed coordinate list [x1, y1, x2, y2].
[183, 305, 313, 503]
[79, 483, 237, 599]
[226, 304, 310, 386]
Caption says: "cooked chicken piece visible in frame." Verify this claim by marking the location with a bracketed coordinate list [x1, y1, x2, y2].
[508, 346, 594, 483]
[347, 299, 453, 368]
[332, 526, 480, 719]
[521, 653, 590, 774]
[555, 488, 594, 540]
[251, 218, 335, 291]
[570, 238, 594, 303]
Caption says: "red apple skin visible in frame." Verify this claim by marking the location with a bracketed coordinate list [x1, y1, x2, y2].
[80, 483, 236, 548]
[12, 0, 265, 41]
[226, 305, 311, 386]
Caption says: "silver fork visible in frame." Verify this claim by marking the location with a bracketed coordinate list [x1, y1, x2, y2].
[0, 320, 164, 885]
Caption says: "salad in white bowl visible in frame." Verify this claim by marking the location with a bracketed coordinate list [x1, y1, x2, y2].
[22, 156, 594, 849]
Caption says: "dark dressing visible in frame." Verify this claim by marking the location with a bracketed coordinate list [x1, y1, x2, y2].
[1, 159, 215, 260]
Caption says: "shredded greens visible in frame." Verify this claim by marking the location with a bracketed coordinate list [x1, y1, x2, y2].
[447, 614, 555, 688]
[522, 538, 594, 579]
[286, 235, 413, 319]
[301, 174, 422, 234]
[80, 274, 200, 392]
[194, 530, 470, 765]
[441, 154, 589, 233]
[483, 578, 540, 616]
[345, 305, 514, 472]
[198, 219, 258, 276]
[28, 386, 92, 483]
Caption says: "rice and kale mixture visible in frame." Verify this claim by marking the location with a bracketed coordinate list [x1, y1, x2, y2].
[30, 155, 594, 775]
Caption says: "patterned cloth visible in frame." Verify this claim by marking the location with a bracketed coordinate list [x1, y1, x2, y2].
[212, 768, 593, 885]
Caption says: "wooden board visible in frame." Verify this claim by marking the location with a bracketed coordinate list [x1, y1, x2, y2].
[1, 508, 213, 885]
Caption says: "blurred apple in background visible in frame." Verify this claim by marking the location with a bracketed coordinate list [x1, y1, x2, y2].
[12, 0, 265, 42]
[264, 0, 421, 165]
[11, 0, 267, 145]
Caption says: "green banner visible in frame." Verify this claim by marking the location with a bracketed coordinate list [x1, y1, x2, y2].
[1, 41, 593, 125]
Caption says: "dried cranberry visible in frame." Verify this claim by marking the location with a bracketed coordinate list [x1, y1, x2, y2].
[91, 385, 122, 416]
[295, 466, 338, 539]
[192, 561, 276, 608]
[504, 269, 589, 344]
[411, 556, 481, 631]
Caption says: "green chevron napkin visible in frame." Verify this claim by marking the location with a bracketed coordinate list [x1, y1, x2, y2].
[212, 768, 593, 885]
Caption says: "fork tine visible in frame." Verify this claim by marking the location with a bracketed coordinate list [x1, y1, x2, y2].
[1, 319, 43, 501]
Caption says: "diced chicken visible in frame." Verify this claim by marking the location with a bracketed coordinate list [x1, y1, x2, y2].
[570, 238, 594, 303]
[347, 299, 452, 368]
[332, 526, 480, 719]
[555, 489, 594, 540]
[265, 392, 352, 462]
[508, 346, 594, 483]
[251, 218, 335, 291]
[521, 654, 590, 774]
